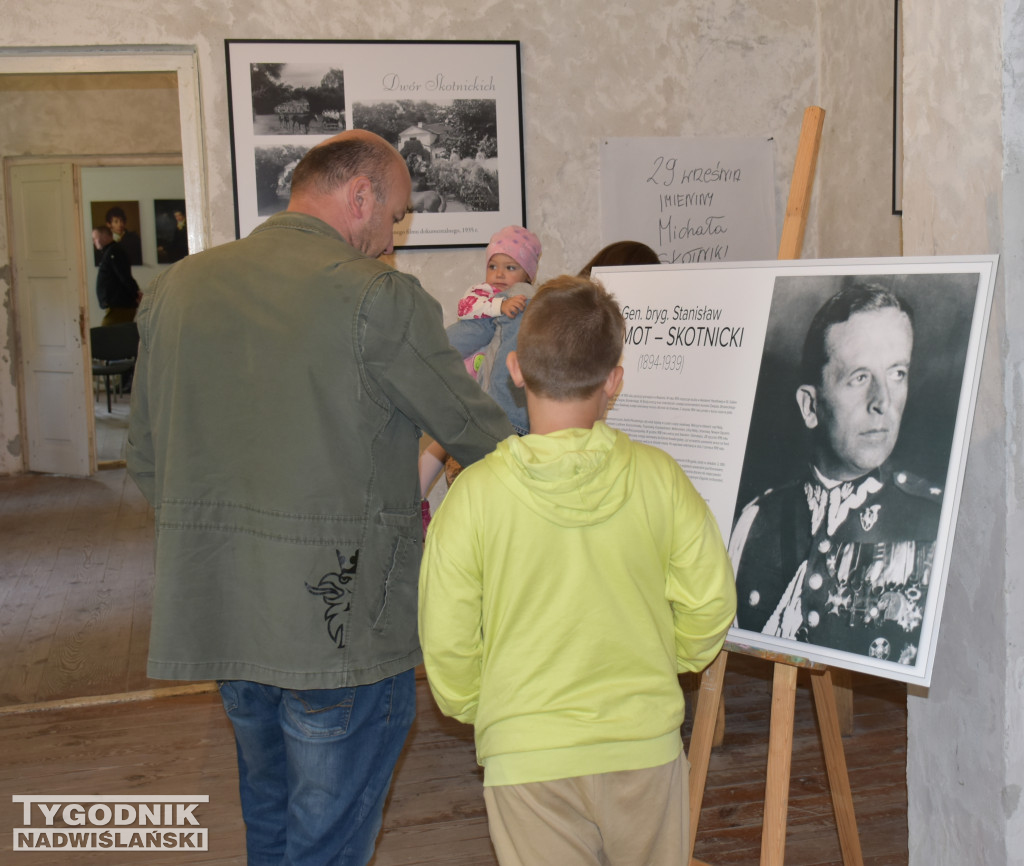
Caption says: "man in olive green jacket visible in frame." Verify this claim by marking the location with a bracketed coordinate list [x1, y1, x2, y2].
[127, 130, 514, 866]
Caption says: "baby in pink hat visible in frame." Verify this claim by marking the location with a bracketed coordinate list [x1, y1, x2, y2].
[446, 225, 541, 435]
[455, 225, 542, 322]
[418, 226, 541, 518]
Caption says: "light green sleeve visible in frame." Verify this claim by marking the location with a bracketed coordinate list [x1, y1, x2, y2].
[667, 467, 738, 673]
[418, 481, 485, 726]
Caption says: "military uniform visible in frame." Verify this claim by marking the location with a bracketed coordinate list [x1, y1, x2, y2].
[728, 465, 942, 665]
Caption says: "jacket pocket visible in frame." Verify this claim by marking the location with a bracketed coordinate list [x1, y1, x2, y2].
[371, 530, 418, 634]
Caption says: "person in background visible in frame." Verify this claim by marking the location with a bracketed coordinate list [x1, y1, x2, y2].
[127, 129, 514, 866]
[578, 239, 660, 277]
[105, 205, 143, 266]
[92, 225, 140, 326]
[420, 275, 736, 866]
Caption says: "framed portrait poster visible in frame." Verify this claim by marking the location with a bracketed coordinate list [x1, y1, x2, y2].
[154, 199, 189, 263]
[225, 39, 525, 248]
[90, 200, 143, 266]
[596, 256, 997, 686]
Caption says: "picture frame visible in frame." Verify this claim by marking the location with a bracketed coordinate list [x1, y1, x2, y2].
[154, 199, 189, 263]
[597, 255, 997, 686]
[892, 0, 903, 216]
[225, 39, 525, 249]
[90, 200, 143, 266]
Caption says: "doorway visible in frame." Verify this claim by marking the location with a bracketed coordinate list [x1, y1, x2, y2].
[0, 47, 208, 476]
[81, 162, 187, 467]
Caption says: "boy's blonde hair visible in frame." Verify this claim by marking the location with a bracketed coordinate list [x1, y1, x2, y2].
[516, 275, 625, 400]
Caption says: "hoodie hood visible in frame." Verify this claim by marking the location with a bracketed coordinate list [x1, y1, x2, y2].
[486, 421, 634, 527]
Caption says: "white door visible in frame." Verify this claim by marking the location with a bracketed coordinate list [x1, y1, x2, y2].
[9, 162, 93, 476]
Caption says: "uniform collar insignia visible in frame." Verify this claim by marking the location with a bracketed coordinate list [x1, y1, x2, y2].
[860, 503, 881, 532]
[806, 467, 884, 536]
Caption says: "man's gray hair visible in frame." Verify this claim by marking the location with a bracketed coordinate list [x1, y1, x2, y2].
[290, 137, 398, 203]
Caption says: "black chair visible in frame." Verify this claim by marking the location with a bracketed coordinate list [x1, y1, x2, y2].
[90, 322, 139, 413]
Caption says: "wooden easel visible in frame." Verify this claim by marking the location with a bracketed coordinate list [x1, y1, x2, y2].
[688, 644, 864, 866]
[777, 105, 826, 261]
[687, 106, 864, 866]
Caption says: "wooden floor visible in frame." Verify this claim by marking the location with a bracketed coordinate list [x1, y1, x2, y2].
[0, 464, 190, 706]
[0, 465, 909, 865]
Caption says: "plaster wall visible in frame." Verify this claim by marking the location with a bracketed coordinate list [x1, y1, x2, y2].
[0, 0, 822, 275]
[817, 0, 903, 257]
[1003, 2, 1024, 856]
[0, 0, 899, 475]
[0, 73, 181, 154]
[901, 0, 1019, 861]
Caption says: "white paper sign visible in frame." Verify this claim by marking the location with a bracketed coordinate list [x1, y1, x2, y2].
[600, 137, 777, 264]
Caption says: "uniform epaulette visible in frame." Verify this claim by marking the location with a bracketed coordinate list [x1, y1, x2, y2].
[892, 469, 943, 501]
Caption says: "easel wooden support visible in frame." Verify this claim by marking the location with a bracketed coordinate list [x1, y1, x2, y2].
[688, 645, 864, 866]
[777, 105, 825, 260]
[775, 103, 855, 734]
[688, 106, 864, 866]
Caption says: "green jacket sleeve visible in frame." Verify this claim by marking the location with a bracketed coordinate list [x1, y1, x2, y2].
[359, 271, 515, 467]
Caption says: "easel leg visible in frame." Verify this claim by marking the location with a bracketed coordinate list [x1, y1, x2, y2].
[687, 650, 728, 866]
[831, 667, 854, 736]
[713, 688, 726, 747]
[760, 662, 797, 866]
[810, 669, 864, 866]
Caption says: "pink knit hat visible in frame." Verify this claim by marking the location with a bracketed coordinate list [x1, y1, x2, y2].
[486, 225, 542, 283]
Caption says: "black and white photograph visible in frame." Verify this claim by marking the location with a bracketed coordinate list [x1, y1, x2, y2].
[248, 63, 346, 137]
[253, 144, 312, 217]
[353, 99, 499, 213]
[728, 272, 979, 674]
[597, 256, 996, 686]
[226, 39, 524, 246]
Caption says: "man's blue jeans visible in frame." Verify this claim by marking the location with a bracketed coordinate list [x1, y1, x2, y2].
[218, 671, 416, 866]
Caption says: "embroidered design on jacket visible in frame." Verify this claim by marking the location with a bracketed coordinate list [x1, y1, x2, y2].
[306, 550, 358, 648]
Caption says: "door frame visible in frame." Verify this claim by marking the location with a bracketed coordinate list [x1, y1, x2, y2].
[0, 45, 209, 474]
[0, 46, 209, 254]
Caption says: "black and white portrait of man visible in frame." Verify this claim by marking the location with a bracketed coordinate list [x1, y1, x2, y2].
[728, 273, 978, 667]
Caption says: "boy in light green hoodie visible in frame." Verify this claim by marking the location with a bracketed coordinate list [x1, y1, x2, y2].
[419, 275, 737, 866]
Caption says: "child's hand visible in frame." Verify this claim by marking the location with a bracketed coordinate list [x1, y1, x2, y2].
[501, 294, 528, 318]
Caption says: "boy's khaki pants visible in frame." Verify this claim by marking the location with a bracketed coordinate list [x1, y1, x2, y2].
[483, 752, 689, 866]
